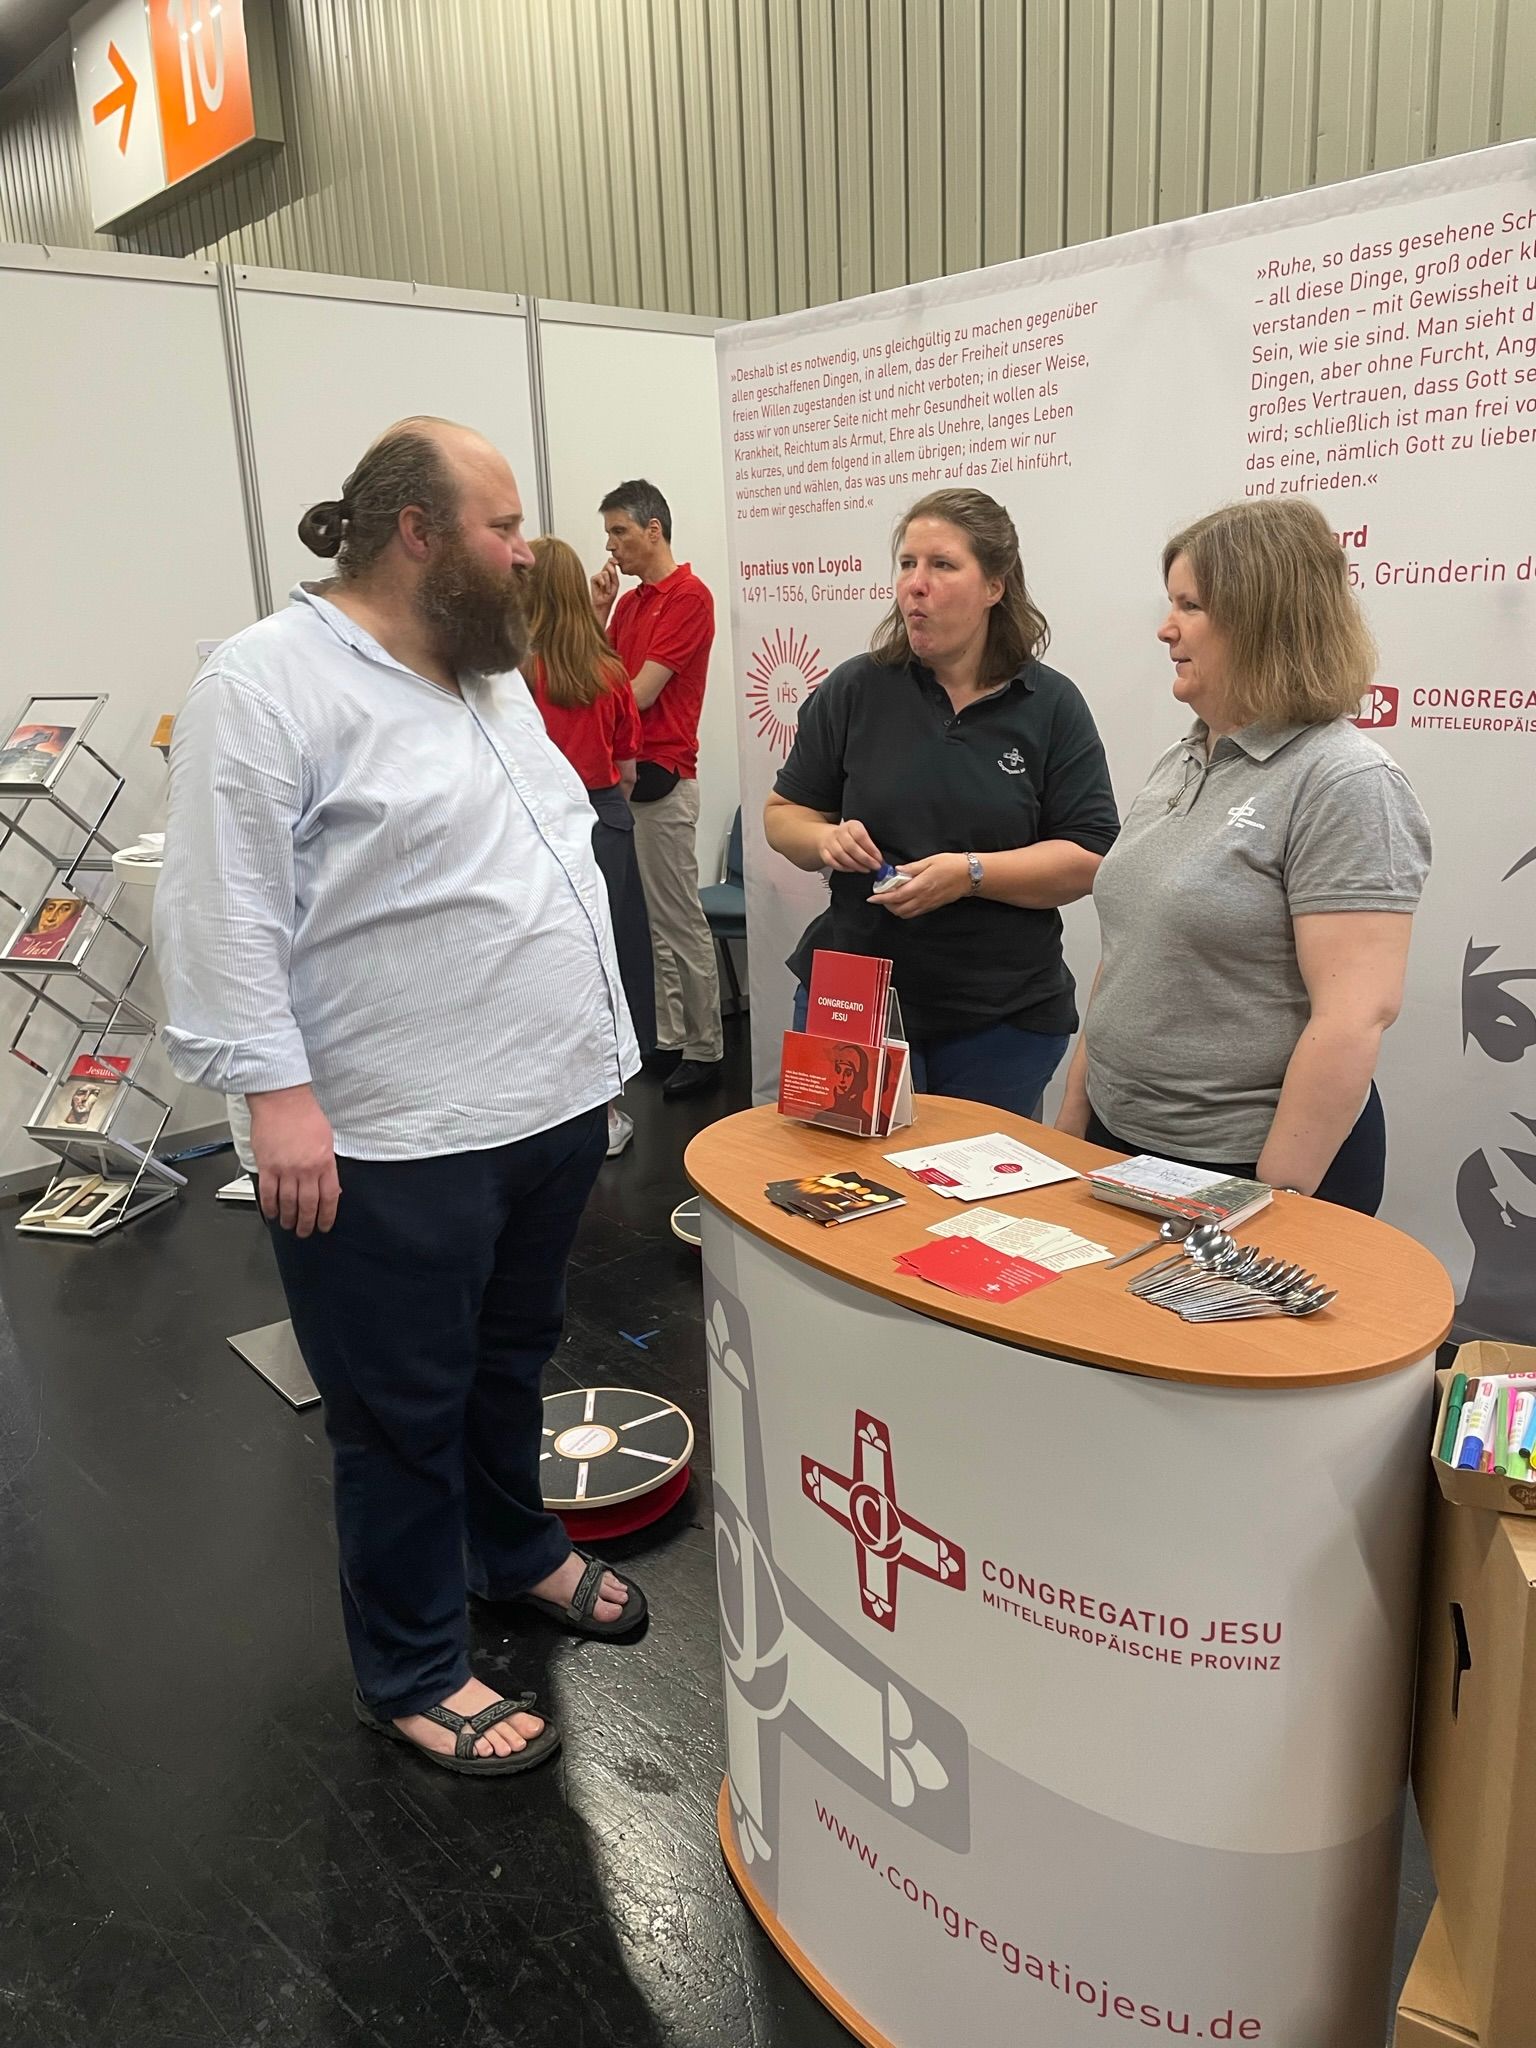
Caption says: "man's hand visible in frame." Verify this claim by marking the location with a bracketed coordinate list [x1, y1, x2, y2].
[249, 1085, 341, 1238]
[816, 819, 884, 873]
[875, 851, 969, 919]
[591, 560, 620, 622]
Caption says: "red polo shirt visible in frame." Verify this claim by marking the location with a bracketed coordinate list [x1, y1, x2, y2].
[608, 562, 715, 779]
[526, 659, 642, 792]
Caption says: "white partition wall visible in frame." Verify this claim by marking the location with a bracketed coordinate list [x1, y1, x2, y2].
[231, 270, 543, 607]
[0, 247, 259, 1182]
[537, 304, 739, 885]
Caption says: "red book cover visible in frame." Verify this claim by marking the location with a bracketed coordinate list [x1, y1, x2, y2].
[8, 895, 85, 961]
[778, 1031, 886, 1135]
[805, 950, 891, 1047]
[69, 1054, 132, 1084]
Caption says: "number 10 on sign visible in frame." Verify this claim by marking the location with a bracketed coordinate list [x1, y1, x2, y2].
[148, 0, 258, 185]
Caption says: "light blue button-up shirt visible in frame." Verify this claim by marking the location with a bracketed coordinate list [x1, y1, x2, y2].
[155, 585, 639, 1161]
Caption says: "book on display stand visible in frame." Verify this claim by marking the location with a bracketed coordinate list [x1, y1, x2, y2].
[0, 868, 120, 975]
[0, 696, 105, 797]
[777, 950, 914, 1139]
[17, 1082, 186, 1240]
[23, 1016, 153, 1142]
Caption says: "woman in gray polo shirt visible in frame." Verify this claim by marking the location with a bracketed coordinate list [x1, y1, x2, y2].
[1056, 497, 1431, 1215]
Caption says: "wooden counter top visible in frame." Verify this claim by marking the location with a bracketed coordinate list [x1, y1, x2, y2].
[684, 1097, 1454, 1389]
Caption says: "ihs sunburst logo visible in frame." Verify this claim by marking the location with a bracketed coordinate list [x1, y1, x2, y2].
[745, 630, 829, 760]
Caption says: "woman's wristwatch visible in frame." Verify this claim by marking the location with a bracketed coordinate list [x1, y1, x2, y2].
[964, 851, 984, 895]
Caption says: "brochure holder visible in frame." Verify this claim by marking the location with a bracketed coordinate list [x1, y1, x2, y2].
[0, 698, 182, 1238]
[778, 951, 915, 1139]
[875, 988, 914, 1135]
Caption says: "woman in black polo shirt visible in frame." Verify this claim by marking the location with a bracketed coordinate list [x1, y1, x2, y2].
[765, 488, 1119, 1117]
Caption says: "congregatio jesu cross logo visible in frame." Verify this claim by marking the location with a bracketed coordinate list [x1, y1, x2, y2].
[803, 1411, 967, 1632]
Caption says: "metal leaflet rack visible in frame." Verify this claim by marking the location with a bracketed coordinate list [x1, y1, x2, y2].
[0, 700, 185, 1237]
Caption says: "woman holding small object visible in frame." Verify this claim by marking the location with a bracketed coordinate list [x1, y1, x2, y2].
[523, 535, 655, 1159]
[1056, 497, 1432, 1215]
[765, 489, 1119, 1118]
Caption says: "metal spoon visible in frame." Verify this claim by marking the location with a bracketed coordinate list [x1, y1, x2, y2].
[1283, 1286, 1337, 1316]
[1105, 1217, 1198, 1270]
[1187, 1241, 1248, 1281]
[1264, 1263, 1307, 1296]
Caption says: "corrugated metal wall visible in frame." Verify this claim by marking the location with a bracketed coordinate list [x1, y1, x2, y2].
[4, 0, 1534, 318]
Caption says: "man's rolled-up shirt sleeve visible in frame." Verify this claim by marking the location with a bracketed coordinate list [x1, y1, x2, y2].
[153, 671, 314, 1097]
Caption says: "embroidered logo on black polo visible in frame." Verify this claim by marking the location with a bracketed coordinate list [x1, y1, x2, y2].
[997, 748, 1029, 776]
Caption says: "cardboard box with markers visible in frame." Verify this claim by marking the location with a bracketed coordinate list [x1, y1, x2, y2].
[1408, 1461, 1536, 2048]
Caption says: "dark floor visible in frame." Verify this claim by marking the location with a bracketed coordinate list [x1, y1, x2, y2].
[0, 1012, 1434, 2048]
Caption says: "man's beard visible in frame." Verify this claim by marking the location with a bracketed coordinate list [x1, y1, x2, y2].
[415, 533, 529, 676]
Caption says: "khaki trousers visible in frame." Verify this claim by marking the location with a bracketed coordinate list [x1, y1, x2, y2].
[630, 776, 723, 1064]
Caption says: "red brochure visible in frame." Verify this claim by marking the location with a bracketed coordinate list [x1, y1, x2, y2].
[778, 1033, 887, 1136]
[896, 1237, 1060, 1302]
[805, 950, 890, 1046]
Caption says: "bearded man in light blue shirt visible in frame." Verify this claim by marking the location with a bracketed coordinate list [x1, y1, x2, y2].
[156, 417, 645, 1778]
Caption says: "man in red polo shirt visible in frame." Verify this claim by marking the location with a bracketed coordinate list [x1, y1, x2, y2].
[591, 480, 723, 1099]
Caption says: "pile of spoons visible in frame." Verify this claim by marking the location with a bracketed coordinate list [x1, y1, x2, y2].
[1126, 1227, 1337, 1322]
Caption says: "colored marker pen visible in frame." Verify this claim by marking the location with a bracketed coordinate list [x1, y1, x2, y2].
[1521, 1399, 1536, 1465]
[1507, 1391, 1534, 1478]
[1495, 1394, 1510, 1478]
[1438, 1373, 1469, 1464]
[1455, 1380, 1499, 1472]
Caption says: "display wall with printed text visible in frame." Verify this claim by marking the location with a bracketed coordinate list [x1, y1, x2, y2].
[719, 141, 1536, 1343]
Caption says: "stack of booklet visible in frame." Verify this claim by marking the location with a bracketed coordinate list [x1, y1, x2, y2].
[764, 1170, 907, 1227]
[20, 1175, 131, 1232]
[1088, 1155, 1272, 1226]
[778, 950, 914, 1139]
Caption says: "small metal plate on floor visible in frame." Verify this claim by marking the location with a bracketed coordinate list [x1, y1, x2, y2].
[228, 1320, 320, 1410]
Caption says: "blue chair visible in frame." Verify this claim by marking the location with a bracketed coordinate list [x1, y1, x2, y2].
[699, 807, 747, 1016]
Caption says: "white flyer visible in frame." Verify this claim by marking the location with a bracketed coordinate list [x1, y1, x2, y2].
[886, 1133, 1081, 1200]
[926, 1206, 1111, 1270]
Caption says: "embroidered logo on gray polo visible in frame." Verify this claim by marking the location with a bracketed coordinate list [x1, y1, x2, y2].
[1226, 800, 1265, 832]
[997, 748, 1029, 776]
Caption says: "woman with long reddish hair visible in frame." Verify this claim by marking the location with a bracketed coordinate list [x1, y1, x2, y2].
[524, 535, 655, 1156]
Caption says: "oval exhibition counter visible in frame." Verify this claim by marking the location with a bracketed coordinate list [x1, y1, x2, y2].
[685, 1094, 1453, 2048]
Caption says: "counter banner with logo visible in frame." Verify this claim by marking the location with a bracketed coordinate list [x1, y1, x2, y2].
[705, 1219, 1432, 2047]
[717, 140, 1536, 1339]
